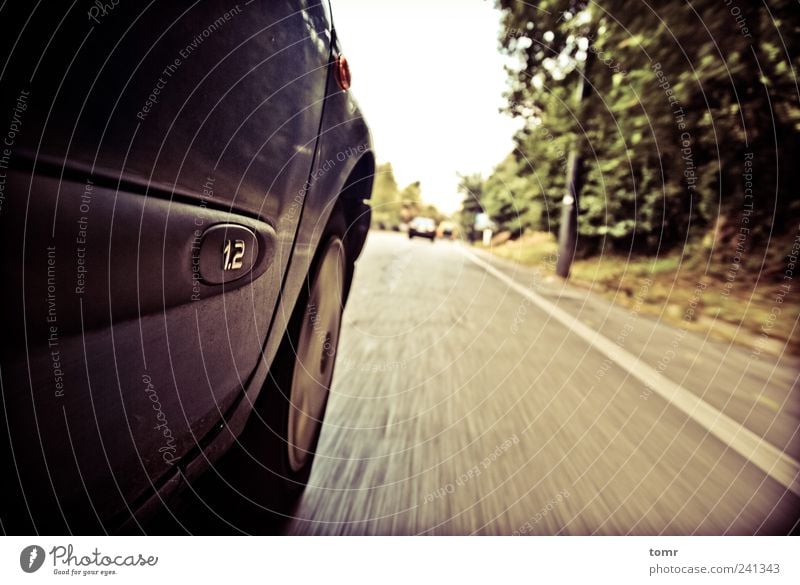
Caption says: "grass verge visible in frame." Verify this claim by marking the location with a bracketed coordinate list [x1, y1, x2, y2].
[480, 232, 799, 357]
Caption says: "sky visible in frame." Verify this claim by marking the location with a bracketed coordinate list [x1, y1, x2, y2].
[331, 0, 522, 215]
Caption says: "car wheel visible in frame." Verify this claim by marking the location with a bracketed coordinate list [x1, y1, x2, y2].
[210, 210, 350, 525]
[283, 232, 345, 477]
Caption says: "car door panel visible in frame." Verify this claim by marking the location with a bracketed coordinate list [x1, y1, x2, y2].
[0, 0, 332, 531]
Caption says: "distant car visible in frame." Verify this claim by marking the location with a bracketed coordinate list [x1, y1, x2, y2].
[438, 221, 457, 239]
[0, 0, 373, 533]
[409, 217, 437, 241]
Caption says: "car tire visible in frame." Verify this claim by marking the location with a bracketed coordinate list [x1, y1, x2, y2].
[209, 209, 351, 526]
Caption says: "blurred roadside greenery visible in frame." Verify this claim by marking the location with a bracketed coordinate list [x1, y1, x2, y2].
[460, 0, 800, 352]
[483, 231, 799, 354]
[370, 162, 444, 229]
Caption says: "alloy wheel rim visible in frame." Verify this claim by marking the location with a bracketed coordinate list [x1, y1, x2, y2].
[286, 238, 345, 472]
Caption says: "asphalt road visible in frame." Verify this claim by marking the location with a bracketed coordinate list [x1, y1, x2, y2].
[282, 231, 799, 535]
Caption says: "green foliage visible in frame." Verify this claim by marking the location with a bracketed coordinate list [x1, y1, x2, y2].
[481, 0, 800, 257]
[457, 173, 485, 238]
[371, 164, 442, 228]
[370, 162, 401, 229]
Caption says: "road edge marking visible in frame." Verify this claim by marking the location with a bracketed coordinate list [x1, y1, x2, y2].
[460, 246, 800, 497]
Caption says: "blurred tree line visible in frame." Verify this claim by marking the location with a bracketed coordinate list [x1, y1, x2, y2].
[371, 162, 444, 229]
[462, 0, 800, 267]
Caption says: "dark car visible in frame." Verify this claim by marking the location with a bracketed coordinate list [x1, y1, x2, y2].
[438, 221, 456, 239]
[0, 0, 373, 533]
[408, 216, 437, 241]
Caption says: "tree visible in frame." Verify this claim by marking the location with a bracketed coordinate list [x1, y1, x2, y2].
[370, 166, 442, 228]
[370, 162, 401, 229]
[398, 181, 423, 223]
[486, 0, 800, 264]
[457, 173, 486, 239]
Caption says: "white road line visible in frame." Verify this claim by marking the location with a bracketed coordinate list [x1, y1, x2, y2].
[460, 247, 800, 497]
